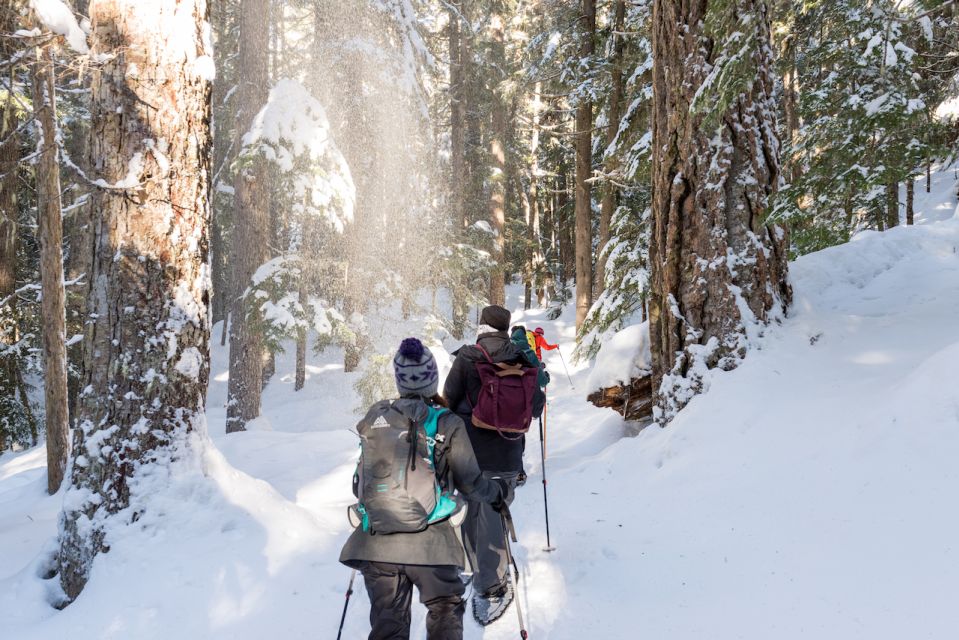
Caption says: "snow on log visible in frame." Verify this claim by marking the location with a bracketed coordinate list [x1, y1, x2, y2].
[586, 374, 653, 422]
[586, 321, 653, 421]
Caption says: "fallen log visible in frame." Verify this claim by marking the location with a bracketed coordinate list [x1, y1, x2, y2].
[587, 373, 654, 422]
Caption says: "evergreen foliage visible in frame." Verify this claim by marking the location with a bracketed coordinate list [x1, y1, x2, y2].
[774, 0, 959, 254]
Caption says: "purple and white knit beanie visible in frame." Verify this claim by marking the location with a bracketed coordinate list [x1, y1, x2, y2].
[393, 338, 439, 398]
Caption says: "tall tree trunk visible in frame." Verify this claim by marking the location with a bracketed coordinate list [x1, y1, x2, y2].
[558, 173, 574, 284]
[58, 0, 212, 601]
[906, 178, 914, 225]
[463, 4, 484, 284]
[448, 2, 468, 337]
[0, 0, 24, 452]
[226, 0, 270, 433]
[595, 0, 625, 298]
[294, 285, 307, 391]
[540, 173, 555, 304]
[210, 0, 235, 328]
[488, 12, 507, 308]
[31, 39, 69, 493]
[526, 84, 544, 309]
[780, 32, 801, 184]
[649, 0, 791, 423]
[0, 67, 19, 453]
[885, 181, 899, 229]
[574, 0, 596, 330]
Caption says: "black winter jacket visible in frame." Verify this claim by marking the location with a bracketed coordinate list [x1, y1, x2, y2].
[443, 331, 545, 472]
[339, 397, 503, 569]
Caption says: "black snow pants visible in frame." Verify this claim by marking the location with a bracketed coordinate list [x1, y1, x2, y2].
[462, 470, 519, 594]
[360, 561, 466, 640]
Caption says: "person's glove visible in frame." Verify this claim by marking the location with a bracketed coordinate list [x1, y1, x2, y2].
[490, 477, 513, 514]
[516, 470, 527, 487]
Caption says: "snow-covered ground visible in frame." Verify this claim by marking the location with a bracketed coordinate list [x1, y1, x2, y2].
[1, 171, 958, 639]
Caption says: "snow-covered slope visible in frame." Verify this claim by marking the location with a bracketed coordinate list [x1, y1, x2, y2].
[1, 179, 958, 639]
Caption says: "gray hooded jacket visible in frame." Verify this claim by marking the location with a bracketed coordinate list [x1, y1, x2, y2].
[339, 397, 503, 568]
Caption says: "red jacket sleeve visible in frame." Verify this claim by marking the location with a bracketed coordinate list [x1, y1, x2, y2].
[536, 335, 559, 351]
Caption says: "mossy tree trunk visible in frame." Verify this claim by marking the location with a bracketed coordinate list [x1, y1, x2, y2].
[649, 0, 791, 422]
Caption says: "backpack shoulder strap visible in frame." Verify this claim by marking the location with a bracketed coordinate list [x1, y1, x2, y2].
[475, 343, 494, 363]
[476, 343, 522, 373]
[424, 405, 449, 439]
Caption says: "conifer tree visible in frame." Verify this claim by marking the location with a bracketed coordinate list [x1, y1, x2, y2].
[0, 2, 29, 452]
[30, 24, 69, 493]
[649, 0, 791, 422]
[775, 0, 937, 252]
[58, 0, 212, 601]
[226, 0, 270, 433]
[574, 0, 596, 330]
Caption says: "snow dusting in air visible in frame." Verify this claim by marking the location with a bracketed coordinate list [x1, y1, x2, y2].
[242, 79, 355, 232]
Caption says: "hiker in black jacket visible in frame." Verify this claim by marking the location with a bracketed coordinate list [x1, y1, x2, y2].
[443, 305, 545, 625]
[340, 338, 511, 640]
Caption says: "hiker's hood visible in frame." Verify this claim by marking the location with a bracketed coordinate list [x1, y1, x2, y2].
[390, 396, 430, 422]
[451, 332, 520, 364]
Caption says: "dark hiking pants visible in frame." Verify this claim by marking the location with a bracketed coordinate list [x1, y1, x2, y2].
[360, 561, 465, 640]
[462, 470, 519, 594]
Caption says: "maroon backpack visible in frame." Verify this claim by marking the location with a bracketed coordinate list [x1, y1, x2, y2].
[470, 344, 539, 439]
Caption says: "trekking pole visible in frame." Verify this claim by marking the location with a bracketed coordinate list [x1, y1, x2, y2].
[542, 400, 548, 460]
[336, 569, 357, 640]
[501, 508, 529, 640]
[557, 349, 574, 389]
[538, 416, 556, 552]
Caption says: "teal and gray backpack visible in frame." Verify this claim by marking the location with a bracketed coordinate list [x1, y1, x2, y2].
[352, 400, 458, 534]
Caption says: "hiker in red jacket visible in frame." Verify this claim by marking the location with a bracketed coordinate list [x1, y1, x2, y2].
[531, 327, 559, 361]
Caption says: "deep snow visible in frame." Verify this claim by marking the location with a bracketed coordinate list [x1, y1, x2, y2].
[1, 171, 958, 639]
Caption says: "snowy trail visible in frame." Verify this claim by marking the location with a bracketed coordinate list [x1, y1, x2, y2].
[1, 173, 958, 639]
[905, 163, 958, 225]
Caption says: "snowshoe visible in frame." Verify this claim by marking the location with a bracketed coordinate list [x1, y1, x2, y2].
[471, 577, 514, 626]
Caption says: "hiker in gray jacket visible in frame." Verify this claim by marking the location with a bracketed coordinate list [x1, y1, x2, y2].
[340, 337, 510, 640]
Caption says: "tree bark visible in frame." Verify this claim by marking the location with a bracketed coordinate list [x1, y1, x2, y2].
[574, 0, 596, 331]
[294, 285, 306, 391]
[885, 181, 899, 229]
[526, 84, 544, 310]
[210, 0, 235, 328]
[595, 0, 625, 298]
[226, 0, 270, 433]
[557, 173, 574, 283]
[906, 178, 914, 225]
[462, 5, 484, 273]
[649, 0, 791, 423]
[488, 12, 507, 308]
[0, 2, 23, 452]
[448, 1, 468, 337]
[31, 39, 70, 493]
[58, 0, 212, 601]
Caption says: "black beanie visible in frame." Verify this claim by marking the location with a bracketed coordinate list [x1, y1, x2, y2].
[479, 305, 511, 332]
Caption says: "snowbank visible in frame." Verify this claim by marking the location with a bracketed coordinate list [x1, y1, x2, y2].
[586, 320, 651, 393]
[0, 428, 357, 639]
